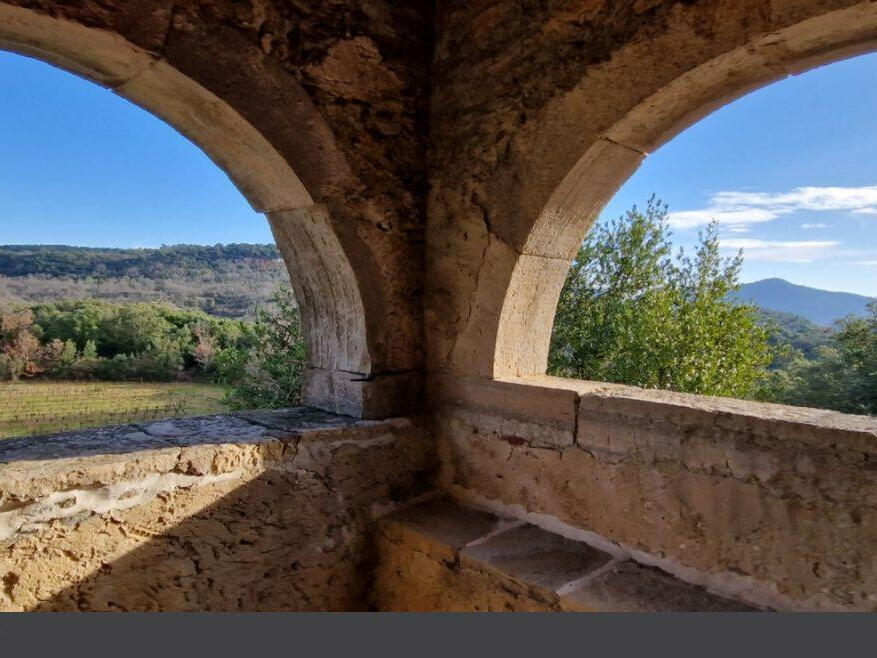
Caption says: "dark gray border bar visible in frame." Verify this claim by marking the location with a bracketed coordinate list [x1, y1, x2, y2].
[1, 612, 872, 656]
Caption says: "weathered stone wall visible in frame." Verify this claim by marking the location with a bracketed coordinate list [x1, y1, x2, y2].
[373, 498, 756, 612]
[0, 410, 433, 611]
[2, 0, 877, 613]
[432, 376, 877, 611]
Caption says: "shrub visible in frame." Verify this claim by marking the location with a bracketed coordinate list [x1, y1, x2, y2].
[218, 286, 305, 410]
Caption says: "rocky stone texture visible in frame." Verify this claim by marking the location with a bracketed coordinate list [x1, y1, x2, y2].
[372, 498, 753, 612]
[561, 561, 758, 613]
[0, 411, 434, 611]
[2, 0, 877, 612]
[436, 376, 877, 611]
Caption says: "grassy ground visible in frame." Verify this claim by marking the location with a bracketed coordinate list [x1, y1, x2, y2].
[0, 380, 230, 439]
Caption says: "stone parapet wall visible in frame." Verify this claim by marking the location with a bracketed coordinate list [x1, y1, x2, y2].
[0, 409, 434, 611]
[432, 375, 877, 611]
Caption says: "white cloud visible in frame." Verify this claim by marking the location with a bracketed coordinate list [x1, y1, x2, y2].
[851, 260, 877, 265]
[715, 186, 877, 211]
[800, 223, 828, 229]
[668, 184, 877, 228]
[720, 238, 840, 263]
[668, 207, 778, 229]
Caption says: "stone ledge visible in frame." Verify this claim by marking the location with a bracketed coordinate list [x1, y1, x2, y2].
[429, 374, 578, 426]
[0, 409, 422, 519]
[0, 410, 434, 611]
[460, 523, 613, 604]
[428, 374, 578, 448]
[374, 498, 754, 612]
[432, 374, 877, 457]
[560, 560, 756, 612]
[378, 497, 505, 562]
[526, 375, 877, 453]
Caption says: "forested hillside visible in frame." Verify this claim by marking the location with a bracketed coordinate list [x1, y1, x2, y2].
[2, 237, 874, 417]
[757, 308, 835, 360]
[0, 244, 289, 318]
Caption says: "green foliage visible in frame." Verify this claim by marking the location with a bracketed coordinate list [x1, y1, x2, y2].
[0, 243, 311, 408]
[217, 286, 305, 410]
[837, 302, 877, 410]
[0, 299, 255, 382]
[549, 197, 774, 399]
[756, 308, 834, 360]
[760, 302, 877, 414]
[81, 339, 98, 360]
[0, 285, 309, 411]
[0, 243, 281, 278]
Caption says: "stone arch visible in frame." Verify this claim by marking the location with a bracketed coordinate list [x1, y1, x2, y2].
[439, 0, 877, 379]
[0, 2, 404, 416]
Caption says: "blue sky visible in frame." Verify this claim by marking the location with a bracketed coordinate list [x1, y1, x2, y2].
[602, 52, 877, 297]
[1, 49, 876, 295]
[0, 51, 270, 247]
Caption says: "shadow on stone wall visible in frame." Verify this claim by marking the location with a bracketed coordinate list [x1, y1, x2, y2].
[32, 472, 374, 611]
[0, 412, 434, 612]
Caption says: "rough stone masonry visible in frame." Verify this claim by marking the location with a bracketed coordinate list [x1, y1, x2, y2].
[1, 0, 877, 611]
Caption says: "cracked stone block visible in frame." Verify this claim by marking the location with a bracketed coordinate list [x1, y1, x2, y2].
[460, 524, 613, 601]
[429, 375, 578, 448]
[560, 561, 758, 612]
[235, 407, 360, 433]
[140, 415, 269, 443]
[373, 499, 558, 611]
[379, 498, 502, 562]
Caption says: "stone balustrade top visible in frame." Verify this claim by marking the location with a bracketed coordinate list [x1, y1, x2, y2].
[0, 409, 416, 506]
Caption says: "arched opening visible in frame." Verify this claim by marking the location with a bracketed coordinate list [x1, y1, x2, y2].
[491, 2, 877, 388]
[0, 3, 376, 418]
[542, 50, 877, 415]
[0, 47, 296, 435]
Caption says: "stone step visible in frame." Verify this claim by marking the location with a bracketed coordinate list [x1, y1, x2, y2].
[372, 498, 758, 612]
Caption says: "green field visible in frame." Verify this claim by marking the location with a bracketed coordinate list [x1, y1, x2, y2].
[0, 381, 230, 439]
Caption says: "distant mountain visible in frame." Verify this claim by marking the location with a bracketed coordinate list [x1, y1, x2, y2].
[0, 244, 289, 318]
[736, 278, 874, 326]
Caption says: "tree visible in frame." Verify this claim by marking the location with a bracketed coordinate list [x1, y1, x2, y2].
[760, 302, 876, 414]
[549, 196, 773, 398]
[836, 301, 877, 412]
[192, 323, 217, 371]
[216, 286, 306, 409]
[0, 308, 44, 379]
[81, 339, 98, 359]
